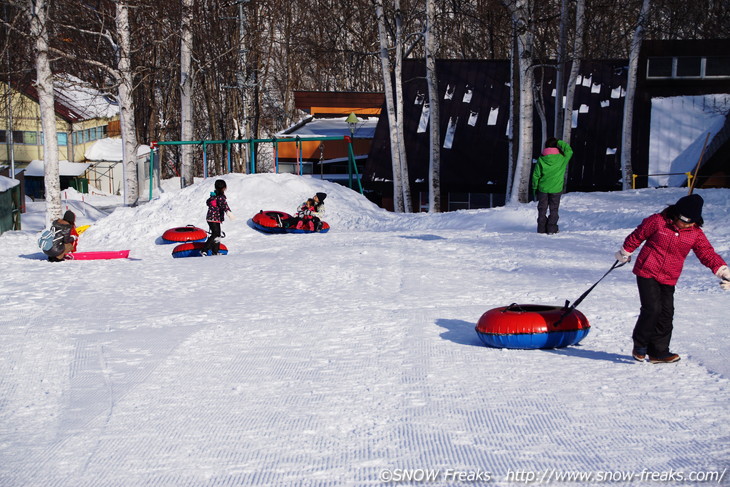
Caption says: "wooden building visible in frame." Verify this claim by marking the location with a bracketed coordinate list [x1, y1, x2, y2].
[275, 91, 384, 180]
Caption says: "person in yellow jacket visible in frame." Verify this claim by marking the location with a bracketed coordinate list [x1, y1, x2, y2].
[532, 137, 573, 234]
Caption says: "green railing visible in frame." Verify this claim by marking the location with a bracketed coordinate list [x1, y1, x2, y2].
[148, 135, 363, 200]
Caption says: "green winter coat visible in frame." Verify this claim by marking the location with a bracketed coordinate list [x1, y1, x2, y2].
[532, 139, 573, 194]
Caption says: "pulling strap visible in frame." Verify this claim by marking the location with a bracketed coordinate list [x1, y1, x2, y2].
[553, 260, 626, 327]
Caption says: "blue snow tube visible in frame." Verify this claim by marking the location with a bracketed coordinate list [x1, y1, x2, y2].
[172, 242, 228, 258]
[475, 304, 590, 349]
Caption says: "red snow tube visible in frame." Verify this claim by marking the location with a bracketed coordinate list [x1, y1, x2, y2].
[172, 241, 228, 258]
[251, 210, 330, 234]
[475, 304, 590, 349]
[252, 210, 290, 231]
[161, 225, 208, 243]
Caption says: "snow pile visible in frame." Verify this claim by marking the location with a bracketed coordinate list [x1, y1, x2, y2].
[78, 173, 730, 254]
[85, 137, 152, 162]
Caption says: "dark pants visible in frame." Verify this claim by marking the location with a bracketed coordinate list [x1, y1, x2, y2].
[632, 276, 675, 357]
[536, 191, 562, 234]
[203, 221, 221, 255]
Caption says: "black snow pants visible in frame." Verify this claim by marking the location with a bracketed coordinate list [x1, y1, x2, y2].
[202, 221, 222, 255]
[536, 191, 562, 234]
[632, 276, 675, 357]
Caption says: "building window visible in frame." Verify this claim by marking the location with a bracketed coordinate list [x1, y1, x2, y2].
[705, 56, 730, 77]
[0, 131, 5, 143]
[446, 192, 504, 211]
[676, 57, 702, 77]
[647, 56, 730, 79]
[23, 131, 38, 145]
[647, 57, 673, 78]
[58, 132, 68, 146]
[12, 131, 23, 144]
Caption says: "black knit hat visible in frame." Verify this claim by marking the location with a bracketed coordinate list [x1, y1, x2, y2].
[63, 210, 76, 225]
[675, 194, 703, 223]
[315, 192, 327, 202]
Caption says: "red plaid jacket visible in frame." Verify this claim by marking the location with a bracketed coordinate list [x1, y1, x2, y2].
[623, 213, 726, 286]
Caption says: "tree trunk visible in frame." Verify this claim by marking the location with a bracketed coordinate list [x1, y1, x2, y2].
[394, 0, 412, 212]
[116, 1, 139, 206]
[505, 30, 517, 202]
[505, 0, 534, 204]
[425, 0, 440, 213]
[180, 0, 194, 187]
[561, 0, 585, 146]
[554, 0, 569, 139]
[374, 0, 404, 212]
[621, 0, 651, 190]
[29, 0, 60, 224]
[534, 69, 547, 147]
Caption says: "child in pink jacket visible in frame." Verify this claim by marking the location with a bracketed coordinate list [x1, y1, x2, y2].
[615, 194, 729, 364]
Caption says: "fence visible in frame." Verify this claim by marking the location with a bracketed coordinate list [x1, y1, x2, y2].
[147, 136, 363, 200]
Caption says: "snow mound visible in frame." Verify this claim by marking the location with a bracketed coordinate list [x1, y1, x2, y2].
[76, 173, 730, 258]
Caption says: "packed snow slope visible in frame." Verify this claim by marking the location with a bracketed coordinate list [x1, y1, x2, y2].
[1, 173, 729, 486]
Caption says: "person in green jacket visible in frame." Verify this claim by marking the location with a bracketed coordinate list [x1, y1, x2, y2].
[532, 137, 573, 234]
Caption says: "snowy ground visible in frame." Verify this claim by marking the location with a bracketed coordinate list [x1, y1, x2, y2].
[1, 174, 728, 486]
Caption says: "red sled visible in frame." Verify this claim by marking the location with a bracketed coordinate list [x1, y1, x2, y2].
[69, 250, 130, 260]
[250, 210, 330, 234]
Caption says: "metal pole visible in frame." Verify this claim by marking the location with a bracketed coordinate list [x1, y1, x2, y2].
[4, 2, 15, 179]
[149, 143, 156, 201]
[273, 137, 279, 173]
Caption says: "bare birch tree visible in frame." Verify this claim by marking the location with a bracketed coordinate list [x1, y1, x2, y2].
[374, 0, 404, 212]
[553, 0, 569, 139]
[179, 0, 194, 187]
[621, 0, 651, 190]
[561, 0, 585, 146]
[39, 0, 143, 206]
[504, 0, 535, 204]
[28, 0, 60, 223]
[394, 0, 412, 212]
[425, 0, 440, 212]
[116, 1, 139, 206]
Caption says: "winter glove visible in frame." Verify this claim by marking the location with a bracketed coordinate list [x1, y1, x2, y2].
[716, 265, 730, 290]
[226, 211, 234, 220]
[614, 248, 631, 264]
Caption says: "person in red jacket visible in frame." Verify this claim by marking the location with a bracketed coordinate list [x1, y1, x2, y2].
[615, 194, 729, 363]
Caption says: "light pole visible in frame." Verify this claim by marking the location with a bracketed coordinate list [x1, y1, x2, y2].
[346, 111, 358, 137]
[345, 112, 359, 190]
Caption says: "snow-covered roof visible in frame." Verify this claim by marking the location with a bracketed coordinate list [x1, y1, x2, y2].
[277, 116, 378, 139]
[21, 74, 119, 122]
[0, 175, 20, 192]
[85, 138, 152, 162]
[53, 74, 119, 120]
[23, 160, 91, 177]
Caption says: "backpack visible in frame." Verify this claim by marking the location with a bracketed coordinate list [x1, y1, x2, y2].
[38, 227, 62, 251]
